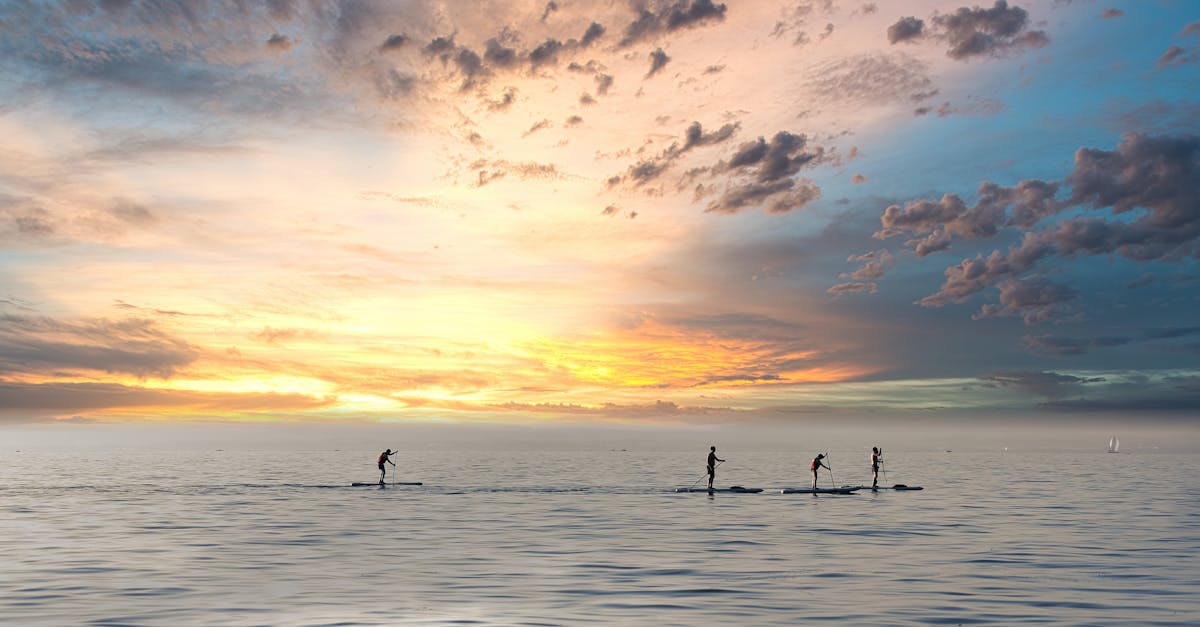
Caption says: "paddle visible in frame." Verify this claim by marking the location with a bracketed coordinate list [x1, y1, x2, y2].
[880, 448, 888, 486]
[690, 459, 723, 490]
[826, 452, 836, 488]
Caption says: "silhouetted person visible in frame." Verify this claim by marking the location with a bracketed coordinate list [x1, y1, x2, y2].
[870, 447, 882, 489]
[707, 446, 724, 489]
[811, 453, 829, 489]
[378, 448, 396, 484]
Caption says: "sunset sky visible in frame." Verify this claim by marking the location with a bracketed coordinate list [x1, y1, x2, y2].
[1, 0, 1197, 427]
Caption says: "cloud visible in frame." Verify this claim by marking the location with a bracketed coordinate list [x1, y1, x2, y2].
[1101, 9, 1123, 19]
[619, 0, 728, 47]
[806, 52, 937, 108]
[973, 277, 1077, 325]
[1022, 326, 1200, 356]
[0, 313, 198, 378]
[580, 22, 606, 47]
[683, 131, 828, 214]
[870, 133, 1200, 321]
[610, 120, 740, 188]
[827, 281, 878, 296]
[933, 0, 1049, 60]
[1037, 374, 1200, 413]
[646, 48, 671, 78]
[524, 118, 552, 137]
[0, 381, 330, 420]
[380, 33, 409, 51]
[840, 248, 894, 280]
[887, 16, 925, 43]
[705, 178, 822, 215]
[595, 73, 615, 95]
[1021, 334, 1130, 356]
[266, 33, 296, 52]
[469, 159, 561, 187]
[888, 1, 1048, 60]
[980, 370, 1105, 399]
[1158, 45, 1188, 67]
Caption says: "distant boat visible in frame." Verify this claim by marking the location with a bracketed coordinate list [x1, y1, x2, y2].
[1107, 435, 1119, 453]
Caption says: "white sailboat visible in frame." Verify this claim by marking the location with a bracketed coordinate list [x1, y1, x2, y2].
[1107, 435, 1119, 453]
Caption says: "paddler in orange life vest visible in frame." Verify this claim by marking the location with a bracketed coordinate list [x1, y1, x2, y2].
[810, 453, 829, 489]
[377, 449, 396, 484]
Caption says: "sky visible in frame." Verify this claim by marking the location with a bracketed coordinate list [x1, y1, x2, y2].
[0, 0, 1198, 430]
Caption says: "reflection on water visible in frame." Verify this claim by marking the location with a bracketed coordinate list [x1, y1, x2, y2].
[1, 449, 1197, 625]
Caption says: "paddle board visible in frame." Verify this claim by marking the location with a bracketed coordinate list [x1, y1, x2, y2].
[351, 482, 424, 487]
[779, 486, 859, 494]
[675, 486, 763, 493]
[868, 484, 923, 491]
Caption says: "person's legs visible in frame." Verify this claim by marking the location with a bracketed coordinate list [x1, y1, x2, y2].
[707, 469, 714, 488]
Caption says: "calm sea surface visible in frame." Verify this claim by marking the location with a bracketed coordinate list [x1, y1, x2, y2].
[2, 447, 1197, 625]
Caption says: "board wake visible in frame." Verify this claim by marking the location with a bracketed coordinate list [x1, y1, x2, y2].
[675, 486, 763, 493]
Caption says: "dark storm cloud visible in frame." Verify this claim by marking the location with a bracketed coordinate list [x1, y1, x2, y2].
[887, 16, 925, 43]
[870, 133, 1200, 322]
[619, 0, 728, 47]
[0, 313, 198, 378]
[646, 48, 671, 78]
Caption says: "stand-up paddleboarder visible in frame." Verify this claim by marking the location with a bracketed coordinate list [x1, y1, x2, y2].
[378, 448, 396, 485]
[707, 446, 724, 490]
[811, 453, 829, 489]
[870, 447, 882, 489]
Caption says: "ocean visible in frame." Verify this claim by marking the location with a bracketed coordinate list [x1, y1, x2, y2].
[2, 440, 1198, 625]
